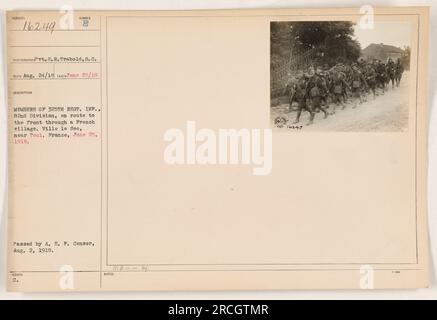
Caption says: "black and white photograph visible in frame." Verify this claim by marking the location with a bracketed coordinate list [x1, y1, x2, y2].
[270, 21, 411, 131]
[0, 2, 435, 302]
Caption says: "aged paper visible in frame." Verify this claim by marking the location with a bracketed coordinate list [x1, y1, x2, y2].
[6, 7, 429, 291]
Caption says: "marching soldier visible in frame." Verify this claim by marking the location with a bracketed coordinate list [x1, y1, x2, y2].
[364, 64, 377, 99]
[349, 64, 367, 108]
[395, 58, 404, 87]
[375, 60, 387, 94]
[280, 56, 402, 126]
[284, 72, 300, 112]
[386, 58, 396, 89]
[293, 75, 314, 125]
[329, 69, 350, 113]
[307, 81, 329, 125]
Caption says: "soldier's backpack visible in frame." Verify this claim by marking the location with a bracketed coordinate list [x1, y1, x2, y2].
[295, 89, 304, 99]
[295, 83, 306, 99]
[334, 84, 342, 94]
[310, 86, 320, 97]
[352, 80, 360, 88]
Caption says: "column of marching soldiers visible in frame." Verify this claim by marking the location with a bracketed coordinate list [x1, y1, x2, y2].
[285, 57, 405, 125]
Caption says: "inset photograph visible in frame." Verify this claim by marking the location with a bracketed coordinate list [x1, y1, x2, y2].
[270, 21, 411, 131]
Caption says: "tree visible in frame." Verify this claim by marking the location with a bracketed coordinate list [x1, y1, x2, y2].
[270, 22, 294, 69]
[270, 21, 362, 97]
[271, 21, 362, 71]
[289, 21, 361, 66]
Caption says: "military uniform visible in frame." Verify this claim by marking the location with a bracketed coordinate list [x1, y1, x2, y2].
[386, 58, 396, 89]
[395, 59, 404, 86]
[349, 67, 366, 107]
[365, 65, 377, 98]
[307, 82, 328, 125]
[330, 71, 350, 113]
[293, 78, 314, 125]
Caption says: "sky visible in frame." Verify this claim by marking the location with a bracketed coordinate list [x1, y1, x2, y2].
[353, 21, 411, 50]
